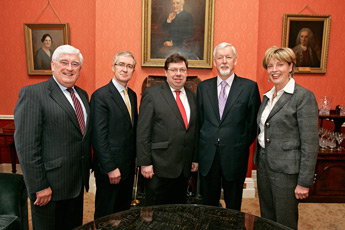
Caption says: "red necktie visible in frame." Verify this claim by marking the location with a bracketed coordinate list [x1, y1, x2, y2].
[175, 90, 188, 129]
[67, 88, 85, 134]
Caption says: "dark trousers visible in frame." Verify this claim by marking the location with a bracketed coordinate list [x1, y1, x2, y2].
[30, 187, 84, 230]
[257, 147, 299, 230]
[200, 146, 245, 211]
[94, 169, 134, 219]
[145, 173, 188, 206]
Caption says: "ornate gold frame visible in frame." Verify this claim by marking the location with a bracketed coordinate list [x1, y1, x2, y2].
[282, 14, 331, 74]
[142, 0, 215, 69]
[24, 23, 70, 75]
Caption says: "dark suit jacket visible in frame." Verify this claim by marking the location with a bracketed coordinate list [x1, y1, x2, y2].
[163, 10, 194, 47]
[14, 77, 92, 201]
[137, 81, 198, 179]
[91, 80, 137, 179]
[197, 75, 261, 181]
[254, 83, 319, 188]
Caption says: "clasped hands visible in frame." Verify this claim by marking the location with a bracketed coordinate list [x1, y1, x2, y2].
[141, 163, 198, 179]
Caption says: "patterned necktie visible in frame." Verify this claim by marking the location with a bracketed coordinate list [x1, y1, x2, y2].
[219, 81, 228, 120]
[124, 88, 132, 122]
[67, 88, 85, 134]
[175, 90, 188, 129]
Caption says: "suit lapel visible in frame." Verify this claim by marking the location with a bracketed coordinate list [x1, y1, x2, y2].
[161, 81, 186, 129]
[206, 78, 220, 121]
[221, 75, 243, 122]
[47, 78, 80, 132]
[267, 92, 293, 120]
[108, 81, 132, 124]
[257, 96, 269, 124]
[185, 89, 196, 130]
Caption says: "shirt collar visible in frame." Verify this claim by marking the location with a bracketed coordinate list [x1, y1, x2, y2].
[52, 75, 73, 91]
[112, 78, 127, 93]
[217, 73, 235, 86]
[170, 86, 186, 95]
[264, 78, 295, 99]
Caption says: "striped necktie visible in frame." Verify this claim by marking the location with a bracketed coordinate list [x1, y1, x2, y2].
[219, 81, 228, 120]
[67, 88, 85, 134]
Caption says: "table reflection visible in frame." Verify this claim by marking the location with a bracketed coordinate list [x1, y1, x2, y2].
[74, 204, 292, 230]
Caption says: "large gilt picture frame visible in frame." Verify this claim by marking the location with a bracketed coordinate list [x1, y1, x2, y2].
[24, 23, 70, 75]
[142, 0, 215, 69]
[282, 14, 331, 74]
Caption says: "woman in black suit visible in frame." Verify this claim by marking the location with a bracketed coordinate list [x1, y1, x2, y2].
[255, 47, 319, 229]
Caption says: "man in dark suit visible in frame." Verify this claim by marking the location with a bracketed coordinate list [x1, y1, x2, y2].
[91, 51, 138, 219]
[197, 42, 261, 210]
[14, 45, 92, 229]
[137, 53, 198, 205]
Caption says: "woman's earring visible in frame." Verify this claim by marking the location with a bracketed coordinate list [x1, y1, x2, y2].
[268, 79, 270, 83]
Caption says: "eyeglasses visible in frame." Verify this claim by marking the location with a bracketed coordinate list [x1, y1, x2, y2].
[114, 62, 134, 70]
[168, 68, 187, 74]
[57, 60, 81, 68]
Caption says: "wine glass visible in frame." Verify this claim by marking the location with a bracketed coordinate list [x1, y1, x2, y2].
[335, 132, 344, 150]
[327, 133, 337, 150]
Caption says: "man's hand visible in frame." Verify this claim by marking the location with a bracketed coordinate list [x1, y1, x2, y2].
[163, 41, 173, 47]
[191, 162, 198, 172]
[34, 187, 52, 206]
[167, 12, 176, 23]
[108, 168, 121, 184]
[295, 184, 310, 199]
[141, 165, 154, 179]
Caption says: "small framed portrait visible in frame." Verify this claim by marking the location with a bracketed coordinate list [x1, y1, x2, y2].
[24, 23, 70, 75]
[282, 14, 331, 74]
[142, 0, 215, 69]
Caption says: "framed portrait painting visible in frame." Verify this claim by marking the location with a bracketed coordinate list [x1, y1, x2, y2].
[24, 23, 70, 75]
[282, 14, 331, 74]
[142, 0, 215, 69]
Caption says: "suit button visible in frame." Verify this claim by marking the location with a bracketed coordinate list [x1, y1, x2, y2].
[266, 138, 270, 143]
[265, 122, 270, 127]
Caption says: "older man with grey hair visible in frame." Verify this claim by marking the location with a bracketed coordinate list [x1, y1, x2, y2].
[197, 42, 261, 210]
[14, 45, 92, 229]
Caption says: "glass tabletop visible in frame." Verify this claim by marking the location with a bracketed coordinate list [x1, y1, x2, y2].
[74, 204, 292, 230]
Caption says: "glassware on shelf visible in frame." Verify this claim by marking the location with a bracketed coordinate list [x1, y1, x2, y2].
[335, 132, 344, 150]
[318, 96, 332, 116]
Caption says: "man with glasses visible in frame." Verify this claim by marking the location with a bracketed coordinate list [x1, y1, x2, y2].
[14, 45, 92, 229]
[91, 51, 138, 218]
[137, 53, 198, 205]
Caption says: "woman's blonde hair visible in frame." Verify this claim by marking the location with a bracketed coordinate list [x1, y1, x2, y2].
[262, 46, 296, 77]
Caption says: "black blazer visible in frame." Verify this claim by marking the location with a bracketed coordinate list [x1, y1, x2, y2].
[137, 81, 198, 179]
[14, 77, 92, 201]
[91, 80, 137, 180]
[197, 75, 261, 180]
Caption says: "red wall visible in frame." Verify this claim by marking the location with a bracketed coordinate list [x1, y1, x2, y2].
[0, 0, 95, 115]
[1, 0, 345, 175]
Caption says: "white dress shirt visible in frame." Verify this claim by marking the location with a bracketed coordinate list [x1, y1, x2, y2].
[53, 76, 87, 125]
[258, 78, 295, 148]
[217, 73, 235, 98]
[170, 86, 191, 123]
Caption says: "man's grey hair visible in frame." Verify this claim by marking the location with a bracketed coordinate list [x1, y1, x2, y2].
[112, 51, 137, 67]
[52, 45, 84, 66]
[213, 42, 237, 58]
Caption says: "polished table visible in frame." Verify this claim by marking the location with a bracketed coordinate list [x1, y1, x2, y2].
[74, 204, 292, 230]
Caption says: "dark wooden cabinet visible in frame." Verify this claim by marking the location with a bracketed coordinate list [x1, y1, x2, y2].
[303, 149, 345, 203]
[303, 112, 345, 203]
